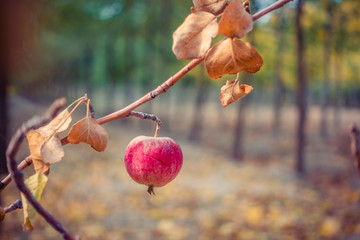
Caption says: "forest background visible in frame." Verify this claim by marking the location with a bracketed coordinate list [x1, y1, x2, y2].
[1, 0, 360, 239]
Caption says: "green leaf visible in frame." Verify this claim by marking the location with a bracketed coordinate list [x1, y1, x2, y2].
[21, 172, 48, 231]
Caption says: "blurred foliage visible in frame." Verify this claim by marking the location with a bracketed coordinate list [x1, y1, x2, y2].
[8, 0, 360, 103]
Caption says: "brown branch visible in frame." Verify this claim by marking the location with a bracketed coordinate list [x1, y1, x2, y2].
[128, 111, 162, 137]
[252, 0, 294, 21]
[96, 57, 204, 125]
[6, 98, 77, 240]
[4, 199, 22, 214]
[0, 156, 32, 191]
[350, 124, 360, 176]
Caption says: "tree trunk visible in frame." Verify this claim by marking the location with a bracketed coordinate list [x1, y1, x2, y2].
[231, 0, 259, 160]
[272, 12, 286, 136]
[188, 68, 208, 141]
[333, 53, 343, 131]
[295, 0, 307, 174]
[232, 74, 252, 160]
[319, 2, 333, 138]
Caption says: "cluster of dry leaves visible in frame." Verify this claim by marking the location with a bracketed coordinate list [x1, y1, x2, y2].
[172, 0, 263, 107]
[22, 96, 108, 231]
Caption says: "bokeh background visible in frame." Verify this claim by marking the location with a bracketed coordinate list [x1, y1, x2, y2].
[1, 0, 360, 239]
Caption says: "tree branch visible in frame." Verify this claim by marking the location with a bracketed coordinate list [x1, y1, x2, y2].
[6, 98, 77, 240]
[128, 111, 162, 137]
[96, 57, 204, 125]
[0, 156, 32, 191]
[4, 199, 22, 214]
[252, 0, 294, 21]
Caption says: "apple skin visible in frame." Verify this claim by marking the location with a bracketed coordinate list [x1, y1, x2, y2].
[124, 136, 183, 190]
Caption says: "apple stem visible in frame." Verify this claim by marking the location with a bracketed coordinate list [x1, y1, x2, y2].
[154, 124, 160, 138]
[127, 111, 162, 138]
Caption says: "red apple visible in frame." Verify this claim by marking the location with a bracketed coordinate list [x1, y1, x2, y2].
[124, 136, 183, 194]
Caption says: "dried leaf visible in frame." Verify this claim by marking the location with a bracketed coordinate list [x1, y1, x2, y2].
[219, 80, 253, 107]
[67, 117, 108, 152]
[192, 0, 229, 15]
[205, 38, 263, 79]
[26, 108, 71, 170]
[38, 108, 71, 164]
[37, 109, 72, 137]
[26, 130, 50, 174]
[21, 172, 48, 231]
[41, 135, 64, 164]
[172, 12, 218, 60]
[218, 0, 253, 38]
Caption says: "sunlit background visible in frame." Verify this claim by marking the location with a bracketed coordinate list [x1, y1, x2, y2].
[1, 0, 360, 239]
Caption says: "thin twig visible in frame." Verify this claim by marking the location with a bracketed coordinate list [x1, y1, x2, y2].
[4, 199, 22, 214]
[252, 0, 294, 21]
[350, 124, 360, 176]
[128, 111, 162, 137]
[0, 156, 32, 191]
[96, 57, 204, 125]
[6, 98, 77, 240]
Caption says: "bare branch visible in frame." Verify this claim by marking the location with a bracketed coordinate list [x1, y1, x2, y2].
[252, 0, 294, 21]
[0, 156, 32, 191]
[6, 98, 77, 240]
[128, 111, 162, 137]
[96, 57, 204, 125]
[4, 199, 22, 214]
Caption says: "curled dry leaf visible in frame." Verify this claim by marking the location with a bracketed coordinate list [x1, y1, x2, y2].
[34, 108, 71, 165]
[26, 108, 71, 173]
[218, 0, 253, 39]
[219, 80, 253, 107]
[40, 135, 64, 165]
[26, 130, 50, 174]
[67, 117, 108, 152]
[172, 12, 218, 60]
[205, 38, 263, 79]
[38, 108, 72, 134]
[21, 172, 48, 231]
[192, 0, 229, 15]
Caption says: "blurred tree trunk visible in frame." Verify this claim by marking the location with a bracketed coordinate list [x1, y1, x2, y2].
[333, 53, 343, 131]
[319, 1, 333, 138]
[295, 0, 307, 174]
[232, 74, 252, 160]
[232, 0, 259, 160]
[0, 1, 10, 176]
[105, 33, 118, 113]
[188, 67, 208, 141]
[272, 12, 286, 136]
[83, 45, 94, 98]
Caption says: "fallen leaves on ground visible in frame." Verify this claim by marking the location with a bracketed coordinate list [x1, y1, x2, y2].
[3, 105, 360, 240]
